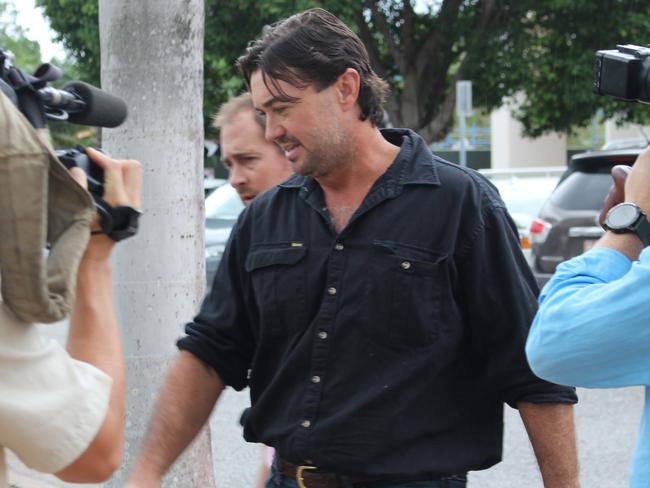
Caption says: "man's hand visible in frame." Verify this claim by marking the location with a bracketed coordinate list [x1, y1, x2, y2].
[69, 148, 142, 210]
[70, 147, 142, 257]
[86, 147, 142, 209]
[594, 147, 649, 260]
[598, 164, 631, 228]
[624, 145, 650, 214]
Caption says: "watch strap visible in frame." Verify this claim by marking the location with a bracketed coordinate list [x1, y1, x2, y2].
[93, 195, 141, 241]
[632, 214, 650, 247]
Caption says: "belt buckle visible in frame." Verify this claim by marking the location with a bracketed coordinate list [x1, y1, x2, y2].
[296, 465, 317, 488]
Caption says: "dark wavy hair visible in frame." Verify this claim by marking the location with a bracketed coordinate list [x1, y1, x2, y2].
[237, 8, 389, 126]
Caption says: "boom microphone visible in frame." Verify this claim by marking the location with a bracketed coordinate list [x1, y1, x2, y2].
[39, 81, 128, 128]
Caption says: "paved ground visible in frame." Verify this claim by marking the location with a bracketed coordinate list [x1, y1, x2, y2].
[209, 385, 644, 488]
[7, 321, 644, 487]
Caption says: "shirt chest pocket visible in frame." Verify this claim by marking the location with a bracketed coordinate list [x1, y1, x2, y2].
[364, 240, 447, 348]
[245, 244, 308, 338]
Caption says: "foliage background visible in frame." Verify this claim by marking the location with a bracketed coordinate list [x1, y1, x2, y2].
[0, 0, 95, 146]
[7, 0, 650, 145]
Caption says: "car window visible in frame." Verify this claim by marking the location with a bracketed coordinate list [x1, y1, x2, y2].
[548, 172, 611, 211]
[205, 184, 244, 220]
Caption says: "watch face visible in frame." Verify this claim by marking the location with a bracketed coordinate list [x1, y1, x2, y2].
[607, 203, 641, 230]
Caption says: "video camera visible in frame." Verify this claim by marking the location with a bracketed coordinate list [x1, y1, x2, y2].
[1, 48, 139, 242]
[594, 44, 650, 103]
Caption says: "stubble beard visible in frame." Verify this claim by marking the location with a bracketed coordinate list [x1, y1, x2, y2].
[296, 123, 350, 179]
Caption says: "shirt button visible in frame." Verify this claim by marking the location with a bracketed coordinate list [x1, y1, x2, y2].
[401, 261, 411, 270]
[334, 243, 344, 251]
[311, 375, 321, 383]
[318, 331, 328, 340]
[301, 420, 311, 428]
[327, 287, 337, 295]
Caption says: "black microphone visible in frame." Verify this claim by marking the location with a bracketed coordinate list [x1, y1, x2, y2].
[38, 81, 128, 128]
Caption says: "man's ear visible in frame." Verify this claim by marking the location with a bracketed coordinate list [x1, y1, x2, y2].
[335, 68, 361, 113]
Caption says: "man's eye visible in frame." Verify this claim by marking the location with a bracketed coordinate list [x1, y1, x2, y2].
[274, 106, 288, 115]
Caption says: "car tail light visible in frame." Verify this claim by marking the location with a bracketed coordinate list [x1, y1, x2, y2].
[529, 218, 552, 245]
[520, 234, 531, 249]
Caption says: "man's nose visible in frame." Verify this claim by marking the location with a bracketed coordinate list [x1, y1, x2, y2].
[229, 165, 246, 187]
[265, 115, 284, 142]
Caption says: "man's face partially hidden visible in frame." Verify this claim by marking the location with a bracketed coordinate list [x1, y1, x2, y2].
[220, 108, 292, 205]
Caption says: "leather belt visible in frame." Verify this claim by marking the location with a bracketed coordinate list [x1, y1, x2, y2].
[275, 457, 467, 488]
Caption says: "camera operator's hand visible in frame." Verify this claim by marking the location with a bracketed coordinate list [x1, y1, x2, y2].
[595, 146, 650, 261]
[598, 165, 631, 228]
[624, 145, 650, 215]
[87, 147, 142, 208]
[70, 147, 142, 256]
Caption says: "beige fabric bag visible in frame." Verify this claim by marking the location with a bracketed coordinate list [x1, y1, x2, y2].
[0, 90, 94, 323]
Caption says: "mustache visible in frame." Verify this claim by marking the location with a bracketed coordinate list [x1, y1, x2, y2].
[275, 135, 300, 146]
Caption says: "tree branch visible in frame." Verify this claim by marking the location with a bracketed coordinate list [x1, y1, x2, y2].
[401, 0, 416, 63]
[420, 51, 473, 143]
[365, 0, 403, 71]
[355, 6, 402, 126]
[354, 7, 388, 80]
[417, 0, 498, 139]
[477, 0, 497, 31]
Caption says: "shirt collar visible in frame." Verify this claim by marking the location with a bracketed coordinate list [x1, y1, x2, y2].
[381, 128, 440, 187]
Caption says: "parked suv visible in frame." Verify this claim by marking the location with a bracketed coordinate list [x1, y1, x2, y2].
[530, 147, 644, 287]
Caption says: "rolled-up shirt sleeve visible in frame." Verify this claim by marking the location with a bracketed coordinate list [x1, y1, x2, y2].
[460, 202, 577, 407]
[527, 247, 650, 388]
[177, 219, 255, 391]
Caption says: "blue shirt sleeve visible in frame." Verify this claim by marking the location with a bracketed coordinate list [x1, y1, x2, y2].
[526, 246, 650, 388]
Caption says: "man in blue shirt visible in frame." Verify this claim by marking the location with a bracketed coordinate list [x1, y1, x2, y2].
[527, 145, 650, 487]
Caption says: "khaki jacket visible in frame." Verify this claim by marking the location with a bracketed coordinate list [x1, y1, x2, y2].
[0, 90, 94, 323]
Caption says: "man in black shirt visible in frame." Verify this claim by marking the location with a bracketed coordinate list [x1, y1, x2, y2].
[127, 8, 578, 488]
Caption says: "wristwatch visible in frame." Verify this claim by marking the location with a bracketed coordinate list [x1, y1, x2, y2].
[603, 202, 650, 247]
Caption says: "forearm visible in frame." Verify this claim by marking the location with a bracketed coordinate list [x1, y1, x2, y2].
[127, 351, 224, 487]
[593, 231, 642, 261]
[56, 235, 125, 482]
[519, 402, 579, 488]
[67, 235, 124, 392]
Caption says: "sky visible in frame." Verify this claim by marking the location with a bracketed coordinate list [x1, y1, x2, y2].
[10, 0, 434, 63]
[5, 0, 439, 138]
[12, 0, 65, 61]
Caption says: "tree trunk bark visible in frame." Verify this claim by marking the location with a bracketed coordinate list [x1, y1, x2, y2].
[98, 1, 214, 486]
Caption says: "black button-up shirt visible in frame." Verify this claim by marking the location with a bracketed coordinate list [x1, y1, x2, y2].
[179, 129, 577, 477]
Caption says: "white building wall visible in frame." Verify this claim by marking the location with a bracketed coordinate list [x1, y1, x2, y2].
[604, 121, 650, 147]
[490, 98, 567, 169]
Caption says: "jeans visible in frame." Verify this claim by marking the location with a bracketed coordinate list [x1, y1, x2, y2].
[264, 465, 467, 488]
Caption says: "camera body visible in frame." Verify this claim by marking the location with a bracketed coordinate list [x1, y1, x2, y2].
[593, 44, 650, 103]
[56, 148, 105, 199]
